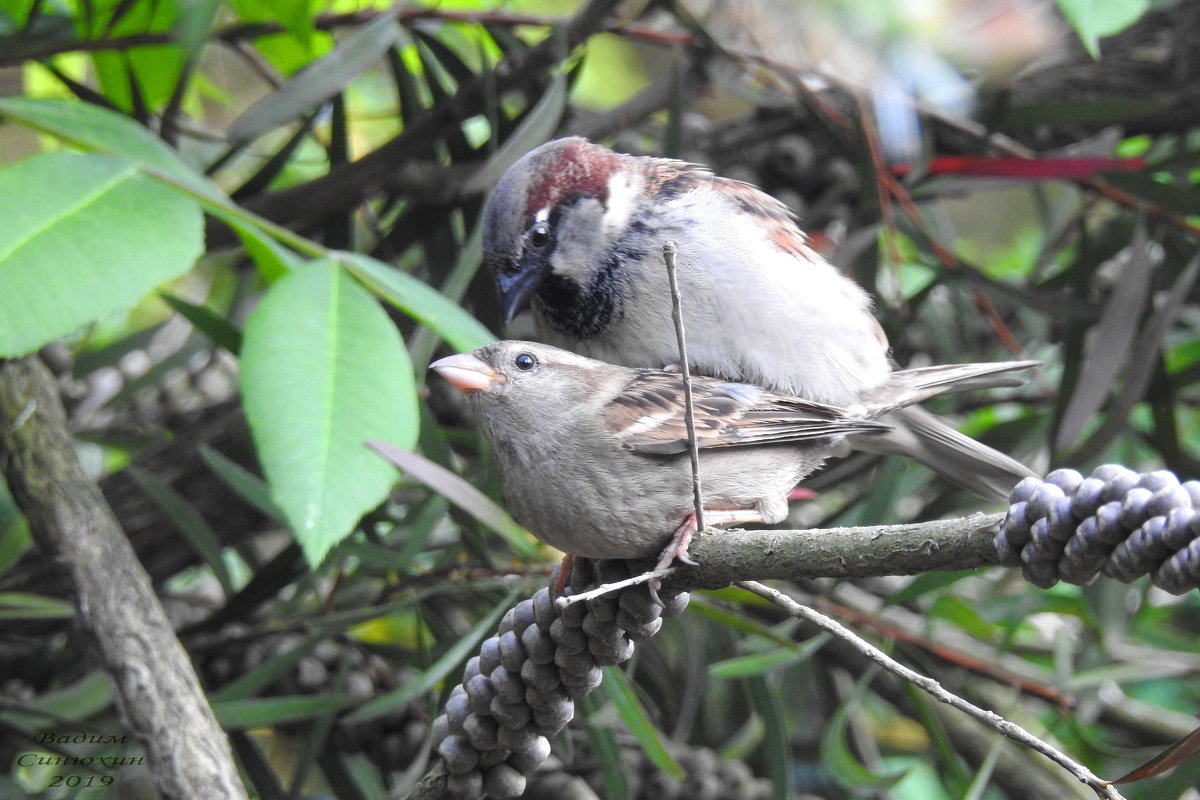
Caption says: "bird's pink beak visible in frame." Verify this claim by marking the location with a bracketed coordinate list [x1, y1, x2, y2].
[430, 353, 503, 392]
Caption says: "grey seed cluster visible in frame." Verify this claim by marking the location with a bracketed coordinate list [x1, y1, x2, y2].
[995, 465, 1200, 592]
[433, 559, 690, 799]
[580, 738, 772, 800]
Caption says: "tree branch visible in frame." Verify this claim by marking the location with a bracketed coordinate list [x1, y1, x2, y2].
[668, 512, 1005, 590]
[0, 356, 247, 800]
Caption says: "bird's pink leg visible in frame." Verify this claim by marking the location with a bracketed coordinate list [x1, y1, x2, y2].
[655, 508, 767, 572]
[787, 487, 818, 502]
[551, 553, 576, 598]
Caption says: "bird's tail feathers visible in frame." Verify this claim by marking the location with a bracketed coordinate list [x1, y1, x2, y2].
[855, 360, 1038, 417]
[851, 405, 1036, 499]
[844, 360, 1038, 499]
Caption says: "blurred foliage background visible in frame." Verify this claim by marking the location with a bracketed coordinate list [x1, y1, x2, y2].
[2, 0, 1200, 798]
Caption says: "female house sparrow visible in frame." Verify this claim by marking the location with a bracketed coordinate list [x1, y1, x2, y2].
[431, 341, 1035, 569]
[482, 137, 1035, 498]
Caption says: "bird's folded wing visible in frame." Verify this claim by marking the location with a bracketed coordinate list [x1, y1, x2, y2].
[606, 372, 888, 455]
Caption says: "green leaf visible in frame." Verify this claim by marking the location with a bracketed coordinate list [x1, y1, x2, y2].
[463, 69, 568, 195]
[821, 672, 909, 792]
[1003, 98, 1166, 128]
[709, 637, 829, 679]
[8, 671, 113, 725]
[344, 589, 517, 723]
[747, 675, 792, 800]
[228, 9, 400, 144]
[340, 253, 494, 355]
[0, 152, 203, 356]
[407, 217, 486, 369]
[198, 445, 284, 521]
[128, 467, 235, 596]
[928, 595, 998, 640]
[229, 0, 321, 61]
[1055, 0, 1149, 58]
[173, 0, 222, 58]
[579, 693, 628, 799]
[0, 97, 225, 205]
[0, 97, 324, 259]
[159, 292, 244, 354]
[230, 218, 305, 281]
[366, 440, 538, 559]
[213, 694, 360, 730]
[599, 667, 683, 778]
[886, 571, 975, 606]
[240, 259, 417, 567]
[0, 592, 74, 620]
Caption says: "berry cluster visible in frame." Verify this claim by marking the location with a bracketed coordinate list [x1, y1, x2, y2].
[432, 559, 689, 799]
[996, 465, 1200, 592]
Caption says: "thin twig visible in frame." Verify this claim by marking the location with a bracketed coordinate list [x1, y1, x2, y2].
[736, 580, 1125, 800]
[554, 567, 674, 609]
[663, 241, 705, 532]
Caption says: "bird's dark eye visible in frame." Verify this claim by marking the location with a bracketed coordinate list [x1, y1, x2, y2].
[514, 353, 538, 371]
[528, 224, 550, 249]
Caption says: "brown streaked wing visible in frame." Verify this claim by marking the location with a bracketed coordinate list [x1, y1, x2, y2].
[708, 176, 813, 258]
[605, 373, 889, 455]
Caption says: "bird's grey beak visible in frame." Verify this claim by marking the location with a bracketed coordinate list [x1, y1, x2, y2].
[430, 353, 504, 392]
[496, 256, 549, 325]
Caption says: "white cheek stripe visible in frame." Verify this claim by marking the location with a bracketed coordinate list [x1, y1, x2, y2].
[601, 171, 638, 239]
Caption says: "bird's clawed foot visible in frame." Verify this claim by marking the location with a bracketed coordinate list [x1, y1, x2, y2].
[652, 508, 767, 585]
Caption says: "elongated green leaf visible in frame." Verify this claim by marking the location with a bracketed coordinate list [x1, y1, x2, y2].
[366, 439, 537, 558]
[128, 467, 235, 596]
[229, 217, 306, 281]
[1004, 98, 1165, 128]
[213, 694, 359, 730]
[0, 592, 74, 620]
[747, 675, 792, 800]
[198, 445, 283, 521]
[709, 637, 829, 679]
[599, 667, 683, 778]
[240, 259, 417, 566]
[229, 9, 400, 143]
[464, 70, 568, 195]
[0, 152, 202, 356]
[407, 218, 485, 370]
[344, 589, 518, 723]
[885, 570, 975, 606]
[928, 595, 998, 639]
[341, 253, 494, 354]
[579, 693, 628, 799]
[1057, 218, 1155, 449]
[173, 0, 222, 57]
[821, 673, 908, 792]
[159, 292, 244, 354]
[18, 671, 112, 723]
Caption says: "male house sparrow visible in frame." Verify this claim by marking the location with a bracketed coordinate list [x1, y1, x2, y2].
[482, 137, 1035, 498]
[432, 341, 1035, 569]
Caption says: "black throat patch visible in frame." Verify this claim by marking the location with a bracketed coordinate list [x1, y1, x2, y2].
[532, 250, 633, 340]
